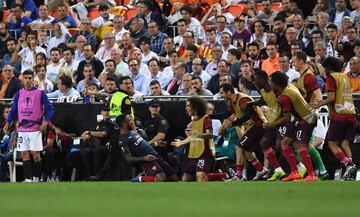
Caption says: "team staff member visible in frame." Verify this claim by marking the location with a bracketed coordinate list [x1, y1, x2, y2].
[310, 57, 358, 180]
[117, 114, 177, 182]
[268, 72, 318, 181]
[143, 100, 169, 157]
[4, 69, 54, 182]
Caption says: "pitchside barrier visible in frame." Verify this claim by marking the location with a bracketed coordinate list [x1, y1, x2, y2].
[0, 95, 359, 179]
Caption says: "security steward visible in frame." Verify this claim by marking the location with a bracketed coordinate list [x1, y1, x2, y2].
[143, 100, 170, 158]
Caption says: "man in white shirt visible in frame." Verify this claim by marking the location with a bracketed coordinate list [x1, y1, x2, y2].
[47, 23, 70, 56]
[110, 47, 128, 76]
[91, 4, 114, 28]
[13, 32, 46, 73]
[180, 6, 205, 43]
[279, 54, 300, 83]
[174, 19, 187, 48]
[61, 47, 79, 75]
[112, 15, 129, 42]
[148, 58, 169, 89]
[46, 47, 63, 83]
[35, 64, 53, 93]
[47, 74, 80, 99]
[163, 50, 179, 79]
[221, 32, 236, 60]
[29, 5, 54, 29]
[77, 64, 101, 94]
[74, 35, 87, 62]
[215, 15, 232, 44]
[191, 58, 211, 87]
[95, 32, 117, 63]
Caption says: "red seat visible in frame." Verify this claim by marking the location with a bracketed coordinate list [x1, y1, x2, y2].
[88, 9, 100, 19]
[125, 8, 137, 21]
[225, 4, 247, 17]
[271, 2, 283, 12]
[2, 9, 10, 22]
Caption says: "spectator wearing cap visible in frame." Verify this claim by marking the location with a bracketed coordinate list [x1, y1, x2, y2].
[69, 19, 97, 48]
[92, 4, 115, 28]
[256, 0, 278, 23]
[327, 0, 351, 28]
[180, 6, 206, 42]
[148, 59, 170, 89]
[95, 32, 118, 63]
[148, 20, 168, 54]
[130, 17, 150, 47]
[232, 16, 252, 49]
[148, 80, 170, 97]
[143, 100, 170, 157]
[215, 15, 232, 44]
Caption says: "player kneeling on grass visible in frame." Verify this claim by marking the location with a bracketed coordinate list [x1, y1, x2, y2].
[116, 114, 178, 182]
[172, 97, 228, 182]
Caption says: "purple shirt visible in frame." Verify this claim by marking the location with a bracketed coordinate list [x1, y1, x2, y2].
[232, 29, 252, 49]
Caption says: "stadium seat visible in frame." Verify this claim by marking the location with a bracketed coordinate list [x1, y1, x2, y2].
[2, 9, 10, 22]
[271, 2, 283, 12]
[8, 148, 23, 182]
[88, 9, 101, 19]
[225, 4, 247, 17]
[255, 3, 263, 12]
[319, 106, 330, 129]
[125, 8, 137, 21]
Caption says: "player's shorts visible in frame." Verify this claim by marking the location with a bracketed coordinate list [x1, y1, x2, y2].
[237, 125, 264, 152]
[184, 156, 214, 176]
[278, 123, 296, 139]
[142, 158, 176, 177]
[328, 119, 356, 142]
[262, 127, 278, 147]
[294, 122, 316, 144]
[17, 131, 43, 152]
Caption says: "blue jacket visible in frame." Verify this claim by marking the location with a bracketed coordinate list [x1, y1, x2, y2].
[327, 8, 351, 23]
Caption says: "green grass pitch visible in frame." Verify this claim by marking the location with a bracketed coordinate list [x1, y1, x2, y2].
[0, 181, 359, 217]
